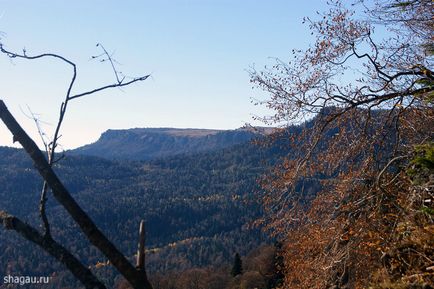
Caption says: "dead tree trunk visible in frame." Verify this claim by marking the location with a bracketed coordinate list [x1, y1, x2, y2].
[136, 220, 146, 272]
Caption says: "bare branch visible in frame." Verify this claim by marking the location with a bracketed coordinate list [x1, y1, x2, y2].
[0, 44, 150, 244]
[0, 210, 106, 289]
[69, 75, 150, 100]
[93, 43, 123, 84]
[0, 100, 152, 289]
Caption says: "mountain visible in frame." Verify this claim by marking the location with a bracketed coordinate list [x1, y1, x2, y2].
[71, 127, 273, 161]
[1, 112, 380, 288]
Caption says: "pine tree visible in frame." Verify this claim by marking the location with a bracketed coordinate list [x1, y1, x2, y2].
[231, 253, 243, 277]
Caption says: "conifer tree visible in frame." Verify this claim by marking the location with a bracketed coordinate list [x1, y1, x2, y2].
[231, 253, 243, 277]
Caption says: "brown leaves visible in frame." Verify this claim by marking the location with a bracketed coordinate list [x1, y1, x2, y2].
[251, 1, 433, 288]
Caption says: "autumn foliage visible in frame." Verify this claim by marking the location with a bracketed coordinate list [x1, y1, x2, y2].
[252, 1, 433, 288]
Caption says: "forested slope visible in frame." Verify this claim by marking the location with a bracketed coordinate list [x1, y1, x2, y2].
[0, 132, 288, 288]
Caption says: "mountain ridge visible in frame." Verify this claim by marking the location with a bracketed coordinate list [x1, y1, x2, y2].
[71, 126, 275, 161]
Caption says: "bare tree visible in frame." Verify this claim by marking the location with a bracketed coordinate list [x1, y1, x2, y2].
[0, 42, 152, 289]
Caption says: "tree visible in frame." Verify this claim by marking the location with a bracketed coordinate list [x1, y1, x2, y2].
[0, 41, 153, 289]
[250, 0, 433, 288]
[231, 253, 243, 277]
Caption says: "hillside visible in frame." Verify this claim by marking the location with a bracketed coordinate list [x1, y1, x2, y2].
[0, 130, 291, 288]
[1, 111, 399, 289]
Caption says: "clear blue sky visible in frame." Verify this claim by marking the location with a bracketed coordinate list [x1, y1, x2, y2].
[0, 0, 328, 149]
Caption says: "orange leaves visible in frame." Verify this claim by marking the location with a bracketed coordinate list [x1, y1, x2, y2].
[250, 0, 433, 287]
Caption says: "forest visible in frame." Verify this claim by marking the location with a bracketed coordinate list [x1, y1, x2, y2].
[0, 127, 293, 288]
[0, 0, 433, 288]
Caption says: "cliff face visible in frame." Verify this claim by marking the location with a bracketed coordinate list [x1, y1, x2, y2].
[71, 127, 263, 161]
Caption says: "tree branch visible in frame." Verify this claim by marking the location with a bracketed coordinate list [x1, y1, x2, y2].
[69, 75, 150, 100]
[0, 210, 106, 289]
[0, 100, 152, 289]
[0, 44, 150, 242]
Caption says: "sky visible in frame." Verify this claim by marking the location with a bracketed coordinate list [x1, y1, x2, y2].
[0, 0, 329, 149]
